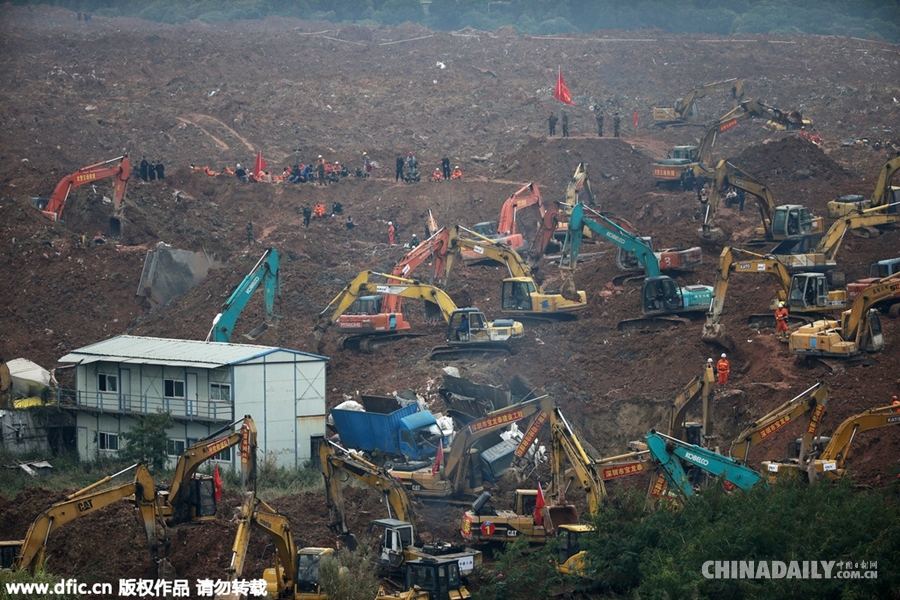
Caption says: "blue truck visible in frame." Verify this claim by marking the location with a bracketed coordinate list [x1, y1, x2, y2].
[330, 395, 443, 461]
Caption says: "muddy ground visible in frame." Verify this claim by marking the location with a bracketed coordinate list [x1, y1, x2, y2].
[1, 5, 899, 595]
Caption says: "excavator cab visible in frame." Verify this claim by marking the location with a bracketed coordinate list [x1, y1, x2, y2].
[501, 279, 537, 311]
[772, 205, 816, 238]
[556, 524, 593, 577]
[472, 221, 498, 237]
[787, 273, 830, 311]
[294, 548, 332, 595]
[348, 295, 383, 316]
[642, 276, 684, 315]
[404, 558, 469, 600]
[618, 236, 654, 271]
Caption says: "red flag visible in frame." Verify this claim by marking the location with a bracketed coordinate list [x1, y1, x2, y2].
[254, 151, 267, 178]
[432, 439, 444, 476]
[533, 482, 546, 526]
[554, 67, 575, 106]
[213, 463, 223, 502]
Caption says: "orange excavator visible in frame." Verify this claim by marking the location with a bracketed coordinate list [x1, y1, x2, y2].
[322, 229, 451, 351]
[32, 155, 131, 236]
[470, 182, 547, 255]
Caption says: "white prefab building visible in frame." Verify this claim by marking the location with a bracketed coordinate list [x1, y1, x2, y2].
[59, 335, 328, 469]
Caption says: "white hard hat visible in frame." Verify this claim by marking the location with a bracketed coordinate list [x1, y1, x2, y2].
[721, 353, 727, 358]
[388, 221, 393, 225]
[363, 151, 367, 155]
[455, 166, 459, 169]
[779, 301, 785, 307]
[707, 358, 713, 363]
[236, 163, 241, 168]
[318, 155, 323, 158]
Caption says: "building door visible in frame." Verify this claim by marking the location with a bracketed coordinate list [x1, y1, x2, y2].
[120, 368, 131, 412]
[186, 373, 198, 418]
[77, 426, 89, 460]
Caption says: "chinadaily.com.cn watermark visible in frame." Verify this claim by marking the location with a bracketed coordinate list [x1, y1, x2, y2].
[4, 578, 269, 598]
[702, 560, 878, 580]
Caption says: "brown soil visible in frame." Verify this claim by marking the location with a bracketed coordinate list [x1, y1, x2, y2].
[2, 5, 900, 590]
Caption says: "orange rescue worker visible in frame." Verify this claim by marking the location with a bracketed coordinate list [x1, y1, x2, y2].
[451, 166, 463, 180]
[204, 166, 218, 176]
[388, 221, 396, 245]
[314, 202, 326, 218]
[775, 301, 790, 339]
[716, 353, 730, 385]
[432, 168, 443, 182]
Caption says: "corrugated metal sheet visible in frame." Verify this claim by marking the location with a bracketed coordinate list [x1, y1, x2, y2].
[59, 335, 327, 368]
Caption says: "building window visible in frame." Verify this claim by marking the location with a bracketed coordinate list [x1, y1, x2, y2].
[99, 373, 118, 392]
[164, 379, 185, 398]
[98, 432, 119, 451]
[210, 383, 231, 402]
[167, 439, 186, 457]
[214, 446, 232, 462]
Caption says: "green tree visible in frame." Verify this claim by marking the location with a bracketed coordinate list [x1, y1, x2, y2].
[318, 547, 381, 600]
[120, 411, 174, 471]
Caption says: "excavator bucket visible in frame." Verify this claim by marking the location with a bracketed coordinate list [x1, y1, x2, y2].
[541, 503, 579, 535]
[700, 323, 735, 350]
[243, 322, 269, 341]
[559, 270, 580, 303]
[157, 558, 177, 580]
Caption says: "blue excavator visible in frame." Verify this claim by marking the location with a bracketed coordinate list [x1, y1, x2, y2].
[561, 202, 713, 330]
[206, 248, 281, 343]
[644, 430, 767, 498]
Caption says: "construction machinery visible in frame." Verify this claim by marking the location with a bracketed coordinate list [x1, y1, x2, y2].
[313, 271, 524, 359]
[701, 247, 849, 347]
[328, 229, 450, 352]
[470, 182, 547, 253]
[827, 156, 900, 218]
[763, 404, 900, 482]
[159, 415, 257, 525]
[31, 155, 131, 236]
[562, 202, 713, 330]
[3, 464, 171, 575]
[553, 162, 597, 240]
[644, 430, 767, 498]
[699, 160, 824, 244]
[221, 488, 336, 600]
[461, 407, 619, 576]
[320, 439, 482, 577]
[653, 78, 744, 127]
[846, 256, 900, 317]
[390, 395, 555, 499]
[443, 225, 587, 320]
[206, 248, 281, 343]
[729, 382, 829, 466]
[652, 100, 809, 189]
[375, 557, 472, 599]
[768, 203, 900, 281]
[789, 272, 900, 359]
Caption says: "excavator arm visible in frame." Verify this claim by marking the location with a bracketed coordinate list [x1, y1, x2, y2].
[207, 249, 280, 343]
[565, 162, 595, 209]
[549, 409, 606, 516]
[654, 78, 744, 124]
[870, 156, 900, 209]
[13, 464, 168, 573]
[729, 382, 828, 464]
[645, 430, 767, 498]
[444, 225, 535, 283]
[564, 202, 660, 278]
[497, 182, 545, 237]
[39, 155, 131, 228]
[812, 404, 900, 477]
[320, 439, 416, 548]
[840, 271, 900, 350]
[668, 365, 716, 443]
[814, 204, 900, 261]
[164, 416, 257, 524]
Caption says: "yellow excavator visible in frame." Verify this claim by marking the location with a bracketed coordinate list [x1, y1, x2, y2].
[462, 407, 609, 576]
[443, 225, 587, 320]
[320, 439, 482, 579]
[769, 203, 900, 284]
[698, 159, 824, 244]
[827, 156, 900, 218]
[159, 415, 257, 525]
[389, 394, 555, 500]
[701, 247, 849, 348]
[2, 464, 172, 575]
[653, 78, 744, 127]
[789, 272, 900, 360]
[729, 382, 829, 467]
[313, 271, 524, 360]
[763, 403, 900, 482]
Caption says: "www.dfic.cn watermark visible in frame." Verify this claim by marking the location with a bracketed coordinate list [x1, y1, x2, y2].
[702, 560, 877, 579]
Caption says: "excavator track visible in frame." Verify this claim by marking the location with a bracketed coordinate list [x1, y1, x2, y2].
[746, 314, 813, 329]
[428, 343, 513, 361]
[340, 333, 427, 353]
[616, 316, 691, 332]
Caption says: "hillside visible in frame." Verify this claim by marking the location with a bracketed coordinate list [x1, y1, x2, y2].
[1, 5, 899, 593]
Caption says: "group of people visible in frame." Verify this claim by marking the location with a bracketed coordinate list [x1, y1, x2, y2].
[139, 157, 165, 181]
[431, 163, 462, 182]
[549, 110, 625, 138]
[707, 354, 731, 385]
[302, 202, 353, 230]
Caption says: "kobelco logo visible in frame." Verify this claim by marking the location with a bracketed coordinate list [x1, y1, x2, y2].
[684, 452, 710, 466]
[607, 232, 627, 245]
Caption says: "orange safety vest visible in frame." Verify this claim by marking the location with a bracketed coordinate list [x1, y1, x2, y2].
[204, 166, 217, 176]
[432, 171, 442, 181]
[451, 169, 462, 179]
[775, 307, 789, 322]
[314, 204, 326, 217]
[717, 359, 730, 375]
